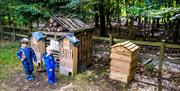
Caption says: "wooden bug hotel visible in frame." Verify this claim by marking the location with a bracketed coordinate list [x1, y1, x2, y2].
[109, 41, 139, 83]
[30, 32, 46, 69]
[31, 15, 94, 77]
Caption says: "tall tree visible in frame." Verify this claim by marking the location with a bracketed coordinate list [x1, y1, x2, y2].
[99, 0, 106, 36]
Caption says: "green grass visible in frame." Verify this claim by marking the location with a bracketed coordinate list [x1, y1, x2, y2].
[0, 41, 22, 79]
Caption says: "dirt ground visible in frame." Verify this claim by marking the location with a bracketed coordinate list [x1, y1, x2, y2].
[0, 40, 180, 91]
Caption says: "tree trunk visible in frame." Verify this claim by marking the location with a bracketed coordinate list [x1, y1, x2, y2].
[99, 0, 106, 36]
[173, 19, 180, 43]
[94, 3, 99, 27]
[106, 0, 112, 34]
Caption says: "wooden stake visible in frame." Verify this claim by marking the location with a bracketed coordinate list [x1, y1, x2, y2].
[0, 25, 3, 38]
[13, 24, 16, 41]
[72, 46, 78, 77]
[109, 34, 113, 46]
[158, 39, 165, 91]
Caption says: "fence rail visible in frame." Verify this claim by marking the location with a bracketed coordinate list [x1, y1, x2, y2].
[0, 25, 30, 40]
[93, 36, 180, 49]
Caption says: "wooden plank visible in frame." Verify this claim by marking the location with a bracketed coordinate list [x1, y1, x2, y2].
[110, 52, 132, 62]
[127, 44, 136, 50]
[109, 70, 135, 83]
[130, 46, 139, 52]
[109, 71, 129, 83]
[124, 42, 133, 48]
[165, 44, 180, 49]
[110, 66, 130, 74]
[158, 40, 165, 82]
[111, 47, 131, 56]
[40, 31, 72, 36]
[89, 33, 92, 66]
[93, 36, 161, 47]
[3, 25, 30, 31]
[110, 59, 136, 70]
[92, 36, 180, 49]
[111, 41, 130, 48]
[72, 46, 78, 77]
[60, 59, 74, 69]
[3, 32, 28, 37]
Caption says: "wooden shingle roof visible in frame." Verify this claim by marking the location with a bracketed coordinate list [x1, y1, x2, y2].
[111, 41, 139, 52]
[51, 15, 92, 32]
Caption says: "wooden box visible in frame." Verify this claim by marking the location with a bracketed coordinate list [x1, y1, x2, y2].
[109, 41, 139, 83]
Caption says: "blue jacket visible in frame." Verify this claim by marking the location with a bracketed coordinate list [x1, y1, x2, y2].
[42, 53, 55, 70]
[17, 47, 37, 62]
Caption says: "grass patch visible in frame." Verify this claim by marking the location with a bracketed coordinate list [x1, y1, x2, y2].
[0, 41, 22, 79]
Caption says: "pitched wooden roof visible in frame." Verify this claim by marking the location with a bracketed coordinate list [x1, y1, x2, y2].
[51, 15, 92, 32]
[111, 41, 139, 52]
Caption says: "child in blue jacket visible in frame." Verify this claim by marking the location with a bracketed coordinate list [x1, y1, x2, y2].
[42, 46, 56, 84]
[17, 38, 37, 81]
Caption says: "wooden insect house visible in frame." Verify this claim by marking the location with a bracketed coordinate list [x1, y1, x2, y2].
[109, 41, 139, 83]
[38, 15, 94, 76]
[30, 32, 46, 69]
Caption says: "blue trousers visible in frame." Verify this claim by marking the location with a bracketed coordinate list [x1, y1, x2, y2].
[22, 60, 34, 80]
[46, 69, 56, 84]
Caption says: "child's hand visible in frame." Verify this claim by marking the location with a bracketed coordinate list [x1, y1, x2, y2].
[49, 69, 53, 71]
[21, 58, 24, 61]
[21, 52, 26, 61]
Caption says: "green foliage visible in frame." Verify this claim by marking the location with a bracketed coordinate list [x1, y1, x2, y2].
[0, 0, 179, 26]
[0, 42, 21, 79]
[12, 4, 50, 25]
[145, 64, 155, 73]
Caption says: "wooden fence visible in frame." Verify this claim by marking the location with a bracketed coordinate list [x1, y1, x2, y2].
[1, 25, 180, 90]
[0, 25, 30, 40]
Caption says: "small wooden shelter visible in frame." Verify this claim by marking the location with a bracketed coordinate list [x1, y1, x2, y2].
[35, 15, 93, 76]
[31, 32, 45, 69]
[109, 41, 139, 83]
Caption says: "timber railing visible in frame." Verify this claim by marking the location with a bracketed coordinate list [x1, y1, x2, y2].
[0, 25, 30, 40]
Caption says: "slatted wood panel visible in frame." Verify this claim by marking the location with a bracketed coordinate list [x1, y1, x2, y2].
[75, 31, 93, 67]
[59, 38, 78, 76]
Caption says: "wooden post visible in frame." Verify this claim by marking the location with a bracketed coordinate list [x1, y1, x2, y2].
[109, 34, 113, 46]
[158, 39, 165, 91]
[13, 24, 16, 41]
[72, 46, 78, 77]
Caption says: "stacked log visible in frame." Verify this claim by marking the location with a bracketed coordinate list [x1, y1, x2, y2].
[109, 41, 139, 84]
[42, 18, 65, 32]
[41, 16, 90, 32]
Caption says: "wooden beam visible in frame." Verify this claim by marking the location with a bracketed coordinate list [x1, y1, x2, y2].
[158, 40, 165, 91]
[40, 31, 72, 36]
[2, 25, 30, 31]
[93, 36, 180, 49]
[3, 32, 28, 38]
